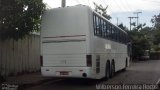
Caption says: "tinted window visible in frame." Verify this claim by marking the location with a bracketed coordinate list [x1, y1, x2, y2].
[93, 13, 128, 44]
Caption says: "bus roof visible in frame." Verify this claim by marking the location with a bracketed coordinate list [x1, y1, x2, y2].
[45, 5, 128, 35]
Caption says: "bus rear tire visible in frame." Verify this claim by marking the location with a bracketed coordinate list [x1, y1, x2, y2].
[110, 60, 115, 78]
[123, 58, 128, 71]
[104, 61, 110, 80]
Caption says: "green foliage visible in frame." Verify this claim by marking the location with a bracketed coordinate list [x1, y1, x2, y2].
[153, 30, 160, 45]
[0, 0, 45, 40]
[151, 13, 160, 29]
[118, 23, 128, 31]
[151, 13, 160, 51]
[93, 2, 111, 20]
[118, 23, 149, 59]
[127, 26, 151, 59]
[119, 13, 160, 59]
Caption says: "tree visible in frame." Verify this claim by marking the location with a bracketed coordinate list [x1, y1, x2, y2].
[126, 13, 160, 60]
[118, 23, 128, 31]
[151, 13, 160, 51]
[0, 0, 45, 40]
[151, 13, 160, 29]
[127, 25, 151, 60]
[93, 2, 112, 20]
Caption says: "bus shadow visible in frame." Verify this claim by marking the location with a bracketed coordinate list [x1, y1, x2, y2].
[114, 68, 127, 76]
[60, 78, 102, 86]
[49, 69, 127, 86]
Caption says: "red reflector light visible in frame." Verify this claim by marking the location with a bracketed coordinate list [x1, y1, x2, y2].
[86, 55, 92, 67]
[40, 55, 43, 66]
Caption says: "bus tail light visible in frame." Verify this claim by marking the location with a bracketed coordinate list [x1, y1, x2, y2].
[40, 55, 43, 66]
[86, 55, 92, 67]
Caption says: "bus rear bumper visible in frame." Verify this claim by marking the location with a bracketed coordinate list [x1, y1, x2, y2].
[41, 66, 94, 79]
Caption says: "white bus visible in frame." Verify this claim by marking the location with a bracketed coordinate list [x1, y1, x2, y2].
[40, 5, 129, 79]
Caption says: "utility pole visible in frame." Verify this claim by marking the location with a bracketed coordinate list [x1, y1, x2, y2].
[133, 12, 142, 27]
[61, 0, 66, 7]
[128, 17, 137, 30]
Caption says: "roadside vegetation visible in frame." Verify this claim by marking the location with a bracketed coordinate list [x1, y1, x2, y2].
[0, 0, 45, 83]
[0, 0, 45, 40]
[94, 3, 160, 60]
[119, 13, 160, 60]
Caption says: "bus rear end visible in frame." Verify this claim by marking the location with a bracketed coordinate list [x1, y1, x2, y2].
[40, 6, 93, 78]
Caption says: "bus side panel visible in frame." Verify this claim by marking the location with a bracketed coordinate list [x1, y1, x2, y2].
[90, 12, 129, 79]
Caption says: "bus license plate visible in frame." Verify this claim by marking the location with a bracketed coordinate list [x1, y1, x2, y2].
[60, 72, 69, 75]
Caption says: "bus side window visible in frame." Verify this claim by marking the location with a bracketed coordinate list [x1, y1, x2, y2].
[117, 29, 120, 42]
[115, 28, 118, 41]
[112, 27, 116, 40]
[106, 22, 110, 39]
[93, 15, 96, 35]
[96, 16, 100, 36]
[102, 20, 106, 38]
[103, 21, 107, 38]
[119, 31, 122, 43]
[95, 15, 99, 36]
[99, 18, 103, 37]
[110, 25, 112, 40]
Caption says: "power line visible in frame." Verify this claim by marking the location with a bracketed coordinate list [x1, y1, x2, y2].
[142, 0, 160, 3]
[87, 0, 91, 7]
[113, 0, 124, 12]
[141, 12, 150, 26]
[100, 0, 114, 13]
[119, 0, 130, 12]
[75, 0, 80, 4]
[100, 0, 127, 24]
[141, 0, 160, 6]
[81, 0, 88, 5]
[101, 0, 119, 21]
[100, 0, 109, 10]
[76, 0, 91, 8]
[103, 0, 125, 25]
[124, 0, 133, 11]
[133, 12, 142, 27]
[100, 0, 107, 7]
[128, 17, 137, 30]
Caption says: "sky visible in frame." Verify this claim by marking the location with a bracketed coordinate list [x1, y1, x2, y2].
[43, 0, 160, 29]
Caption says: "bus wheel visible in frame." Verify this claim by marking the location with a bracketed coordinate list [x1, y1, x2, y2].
[104, 61, 110, 80]
[126, 58, 128, 67]
[110, 60, 115, 77]
[123, 58, 128, 71]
